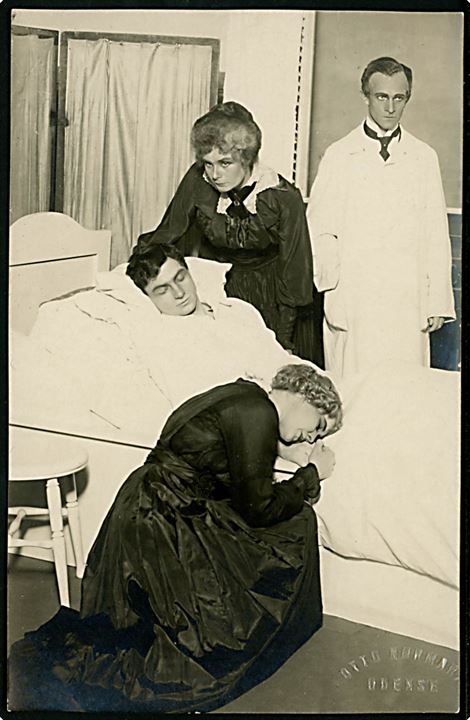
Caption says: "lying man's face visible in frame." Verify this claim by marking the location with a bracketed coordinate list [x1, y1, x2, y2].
[144, 258, 199, 316]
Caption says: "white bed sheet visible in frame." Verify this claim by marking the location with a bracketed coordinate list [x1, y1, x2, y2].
[317, 361, 460, 588]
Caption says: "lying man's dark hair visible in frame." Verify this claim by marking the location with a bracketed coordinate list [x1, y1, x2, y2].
[127, 241, 187, 294]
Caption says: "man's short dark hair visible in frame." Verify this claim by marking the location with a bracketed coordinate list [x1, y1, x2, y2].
[126, 240, 187, 294]
[361, 57, 413, 97]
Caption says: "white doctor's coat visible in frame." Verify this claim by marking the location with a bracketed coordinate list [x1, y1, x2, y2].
[307, 123, 456, 378]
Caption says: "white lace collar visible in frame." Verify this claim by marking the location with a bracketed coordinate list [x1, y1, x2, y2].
[203, 162, 280, 216]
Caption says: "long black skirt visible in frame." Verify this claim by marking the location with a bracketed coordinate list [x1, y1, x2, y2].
[8, 456, 322, 713]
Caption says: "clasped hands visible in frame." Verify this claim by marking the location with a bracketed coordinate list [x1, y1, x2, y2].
[293, 442, 335, 505]
[279, 439, 336, 505]
[307, 441, 336, 481]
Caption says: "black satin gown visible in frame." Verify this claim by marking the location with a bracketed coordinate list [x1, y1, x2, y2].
[8, 380, 322, 713]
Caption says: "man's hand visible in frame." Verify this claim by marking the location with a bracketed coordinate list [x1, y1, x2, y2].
[424, 316, 445, 333]
[308, 443, 336, 480]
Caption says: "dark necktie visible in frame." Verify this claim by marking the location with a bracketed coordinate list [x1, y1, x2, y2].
[226, 182, 256, 219]
[363, 122, 401, 161]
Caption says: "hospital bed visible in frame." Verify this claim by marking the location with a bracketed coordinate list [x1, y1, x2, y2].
[9, 213, 460, 652]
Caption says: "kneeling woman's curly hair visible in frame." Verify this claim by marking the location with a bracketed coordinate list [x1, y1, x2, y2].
[191, 101, 262, 170]
[272, 364, 343, 432]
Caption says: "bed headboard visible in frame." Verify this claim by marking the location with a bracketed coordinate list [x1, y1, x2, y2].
[10, 212, 112, 336]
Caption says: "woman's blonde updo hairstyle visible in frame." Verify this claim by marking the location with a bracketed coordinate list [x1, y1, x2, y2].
[272, 364, 343, 433]
[191, 101, 262, 170]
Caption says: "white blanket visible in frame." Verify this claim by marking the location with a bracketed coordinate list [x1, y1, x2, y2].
[316, 361, 460, 588]
[20, 262, 293, 445]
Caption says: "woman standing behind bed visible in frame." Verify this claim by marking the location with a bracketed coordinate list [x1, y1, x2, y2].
[9, 365, 341, 713]
[139, 101, 319, 362]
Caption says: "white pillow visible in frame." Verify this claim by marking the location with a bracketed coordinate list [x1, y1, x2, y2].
[185, 257, 231, 307]
[96, 264, 151, 308]
[97, 257, 231, 309]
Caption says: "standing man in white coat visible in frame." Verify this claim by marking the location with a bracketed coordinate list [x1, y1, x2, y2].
[307, 56, 455, 379]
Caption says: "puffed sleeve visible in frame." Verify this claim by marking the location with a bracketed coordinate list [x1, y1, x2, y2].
[267, 184, 314, 309]
[218, 392, 307, 527]
[148, 164, 202, 246]
[257, 184, 315, 349]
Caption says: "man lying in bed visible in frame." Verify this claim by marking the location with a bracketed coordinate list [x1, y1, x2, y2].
[124, 240, 333, 466]
[127, 242, 227, 318]
[124, 240, 295, 381]
[22, 238, 329, 462]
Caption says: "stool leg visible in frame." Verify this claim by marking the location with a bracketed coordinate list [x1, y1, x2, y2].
[46, 478, 70, 607]
[65, 474, 85, 579]
[8, 508, 27, 539]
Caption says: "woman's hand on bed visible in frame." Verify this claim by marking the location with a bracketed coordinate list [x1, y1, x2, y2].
[307, 443, 336, 480]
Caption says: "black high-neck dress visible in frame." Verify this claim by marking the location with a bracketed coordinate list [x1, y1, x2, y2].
[8, 380, 322, 713]
[140, 163, 323, 364]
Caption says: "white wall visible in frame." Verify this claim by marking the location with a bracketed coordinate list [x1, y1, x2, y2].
[219, 11, 306, 180]
[13, 9, 310, 181]
[12, 10, 230, 57]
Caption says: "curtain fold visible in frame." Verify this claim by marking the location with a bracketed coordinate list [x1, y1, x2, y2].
[63, 39, 108, 230]
[10, 33, 56, 225]
[63, 38, 213, 267]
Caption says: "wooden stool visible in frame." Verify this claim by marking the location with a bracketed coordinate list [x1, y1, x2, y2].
[8, 429, 88, 607]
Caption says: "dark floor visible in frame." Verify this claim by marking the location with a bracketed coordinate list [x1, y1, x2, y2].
[7, 555, 460, 714]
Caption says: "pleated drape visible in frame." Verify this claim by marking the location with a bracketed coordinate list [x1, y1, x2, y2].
[63, 39, 108, 231]
[10, 33, 56, 225]
[63, 39, 213, 268]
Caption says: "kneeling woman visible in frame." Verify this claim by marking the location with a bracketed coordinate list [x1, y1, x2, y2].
[9, 365, 341, 713]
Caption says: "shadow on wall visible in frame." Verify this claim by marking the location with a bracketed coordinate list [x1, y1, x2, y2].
[430, 213, 461, 372]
